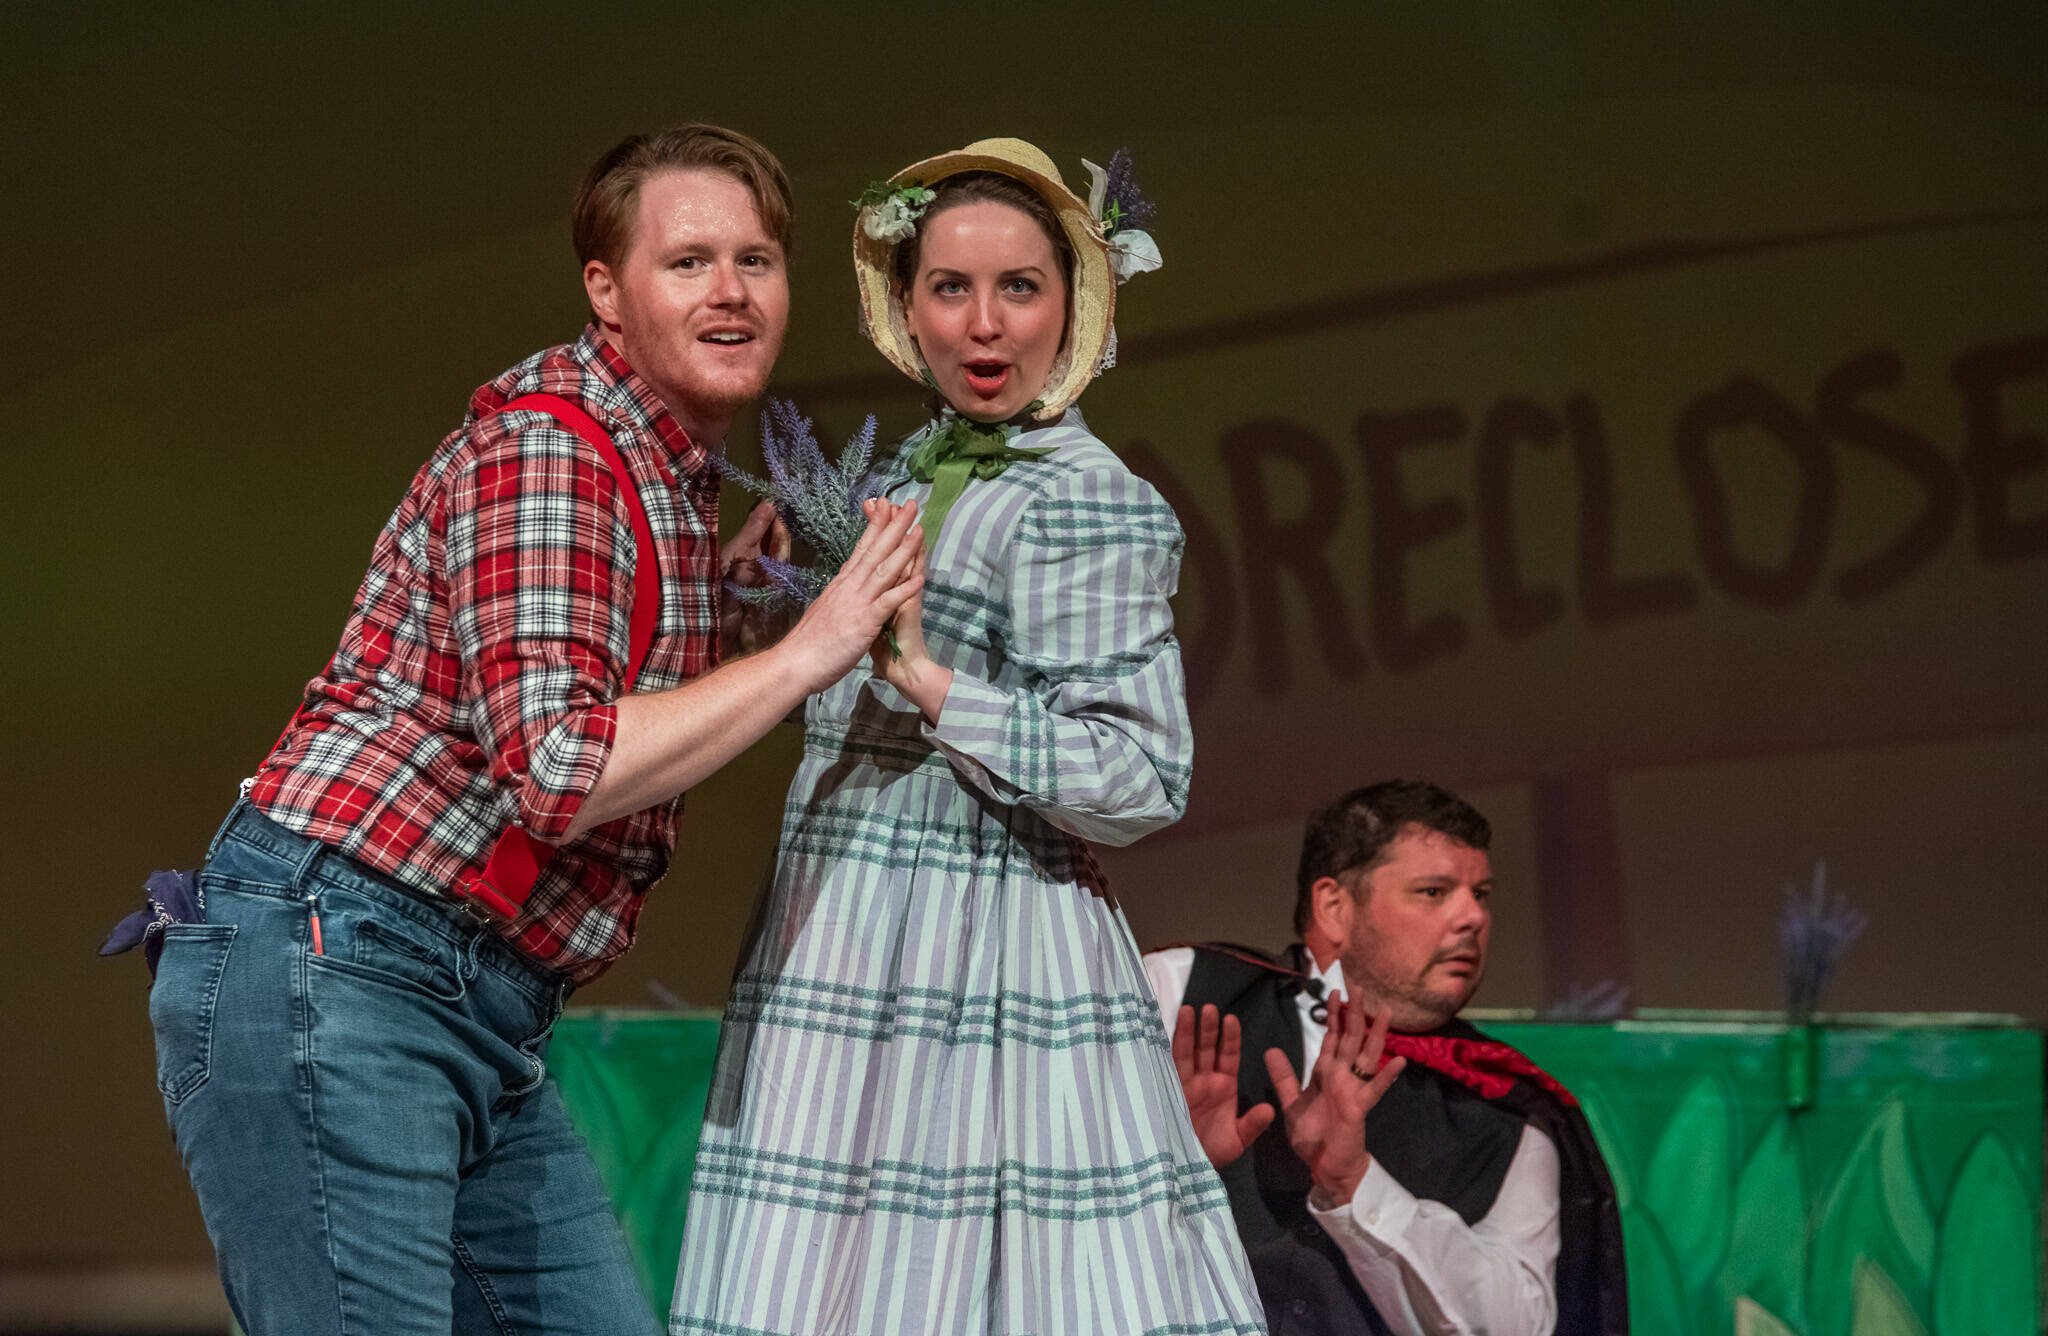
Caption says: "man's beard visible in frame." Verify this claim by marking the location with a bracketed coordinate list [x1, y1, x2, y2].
[1345, 952, 1481, 1031]
[678, 362, 773, 417]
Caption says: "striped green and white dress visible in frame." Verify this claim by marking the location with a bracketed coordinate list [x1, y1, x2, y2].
[670, 412, 1266, 1336]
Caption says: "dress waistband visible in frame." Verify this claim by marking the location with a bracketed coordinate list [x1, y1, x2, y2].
[801, 719, 953, 775]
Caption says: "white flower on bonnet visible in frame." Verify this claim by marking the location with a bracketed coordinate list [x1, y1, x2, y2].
[859, 183, 935, 245]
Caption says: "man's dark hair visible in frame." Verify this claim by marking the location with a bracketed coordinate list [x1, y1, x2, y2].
[1293, 780, 1491, 933]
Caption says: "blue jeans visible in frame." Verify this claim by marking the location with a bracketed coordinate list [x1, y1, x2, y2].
[150, 801, 659, 1336]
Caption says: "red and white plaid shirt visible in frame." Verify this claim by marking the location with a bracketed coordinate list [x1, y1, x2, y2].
[250, 327, 721, 981]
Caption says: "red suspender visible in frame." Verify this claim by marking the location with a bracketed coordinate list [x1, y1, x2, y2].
[452, 392, 660, 922]
[498, 394, 661, 683]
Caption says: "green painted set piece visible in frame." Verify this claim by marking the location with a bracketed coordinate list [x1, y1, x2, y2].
[552, 1011, 2044, 1334]
[1487, 1015, 2041, 1336]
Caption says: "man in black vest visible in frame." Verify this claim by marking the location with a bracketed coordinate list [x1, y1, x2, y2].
[1144, 780, 1626, 1335]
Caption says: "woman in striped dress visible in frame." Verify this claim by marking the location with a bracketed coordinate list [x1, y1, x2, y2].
[672, 139, 1265, 1336]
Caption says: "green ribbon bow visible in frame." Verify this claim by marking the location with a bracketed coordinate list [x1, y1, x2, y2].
[902, 414, 1052, 547]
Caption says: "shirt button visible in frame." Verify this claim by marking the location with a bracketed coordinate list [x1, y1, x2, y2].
[1365, 1208, 1380, 1227]
[1289, 1297, 1310, 1316]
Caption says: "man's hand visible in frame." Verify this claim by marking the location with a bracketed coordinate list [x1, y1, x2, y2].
[777, 498, 925, 695]
[1263, 996, 1408, 1206]
[1173, 1004, 1276, 1169]
[564, 503, 921, 841]
[721, 500, 793, 658]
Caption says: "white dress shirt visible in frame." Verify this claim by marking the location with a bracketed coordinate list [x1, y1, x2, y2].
[1145, 947, 1561, 1336]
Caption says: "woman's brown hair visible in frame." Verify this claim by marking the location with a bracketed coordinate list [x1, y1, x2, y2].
[889, 171, 1074, 297]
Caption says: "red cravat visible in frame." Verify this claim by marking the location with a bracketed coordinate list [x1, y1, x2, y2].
[1383, 1032, 1579, 1107]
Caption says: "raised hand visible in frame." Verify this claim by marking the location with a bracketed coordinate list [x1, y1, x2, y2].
[780, 498, 925, 695]
[1262, 995, 1408, 1205]
[722, 500, 794, 657]
[1173, 1004, 1276, 1169]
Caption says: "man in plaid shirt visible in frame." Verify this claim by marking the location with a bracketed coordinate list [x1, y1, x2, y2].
[146, 125, 925, 1335]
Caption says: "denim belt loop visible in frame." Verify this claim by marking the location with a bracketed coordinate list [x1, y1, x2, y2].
[286, 830, 326, 896]
[459, 929, 483, 983]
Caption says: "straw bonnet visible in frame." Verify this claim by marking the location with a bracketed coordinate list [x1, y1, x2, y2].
[853, 138, 1116, 423]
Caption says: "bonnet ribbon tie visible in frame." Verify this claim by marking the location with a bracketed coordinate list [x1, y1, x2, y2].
[903, 417, 1050, 547]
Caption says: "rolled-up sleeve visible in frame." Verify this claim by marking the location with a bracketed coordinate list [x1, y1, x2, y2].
[922, 464, 1193, 847]
[1307, 1124, 1561, 1336]
[445, 415, 637, 844]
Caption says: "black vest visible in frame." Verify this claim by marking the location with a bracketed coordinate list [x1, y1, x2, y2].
[1182, 945, 1628, 1336]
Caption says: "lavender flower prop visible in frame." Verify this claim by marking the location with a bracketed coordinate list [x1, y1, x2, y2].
[1777, 860, 1864, 1112]
[1099, 147, 1157, 233]
[1781, 860, 1866, 1023]
[715, 398, 886, 616]
[1081, 147, 1161, 350]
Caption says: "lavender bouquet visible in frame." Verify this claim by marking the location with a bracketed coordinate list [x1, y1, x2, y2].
[716, 399, 892, 635]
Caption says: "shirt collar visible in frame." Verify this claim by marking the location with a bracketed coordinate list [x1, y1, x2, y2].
[575, 324, 716, 483]
[1294, 948, 1345, 1025]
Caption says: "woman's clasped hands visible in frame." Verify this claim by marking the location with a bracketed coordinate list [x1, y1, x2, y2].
[780, 496, 926, 696]
[863, 496, 954, 723]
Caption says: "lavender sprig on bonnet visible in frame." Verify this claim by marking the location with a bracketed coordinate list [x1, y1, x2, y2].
[1099, 148, 1157, 232]
[1082, 147, 1161, 283]
[715, 400, 886, 612]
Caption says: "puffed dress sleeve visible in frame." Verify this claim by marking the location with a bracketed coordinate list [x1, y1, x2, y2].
[922, 460, 1193, 847]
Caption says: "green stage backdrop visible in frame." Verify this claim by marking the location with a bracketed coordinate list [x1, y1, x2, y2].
[551, 1010, 2043, 1336]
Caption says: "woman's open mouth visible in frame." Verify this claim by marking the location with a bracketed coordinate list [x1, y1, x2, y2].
[962, 361, 1010, 396]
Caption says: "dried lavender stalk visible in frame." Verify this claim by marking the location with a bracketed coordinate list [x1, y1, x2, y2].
[1781, 860, 1866, 1022]
[716, 401, 884, 611]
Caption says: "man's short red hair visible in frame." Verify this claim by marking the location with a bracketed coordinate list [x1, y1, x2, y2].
[572, 123, 794, 270]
